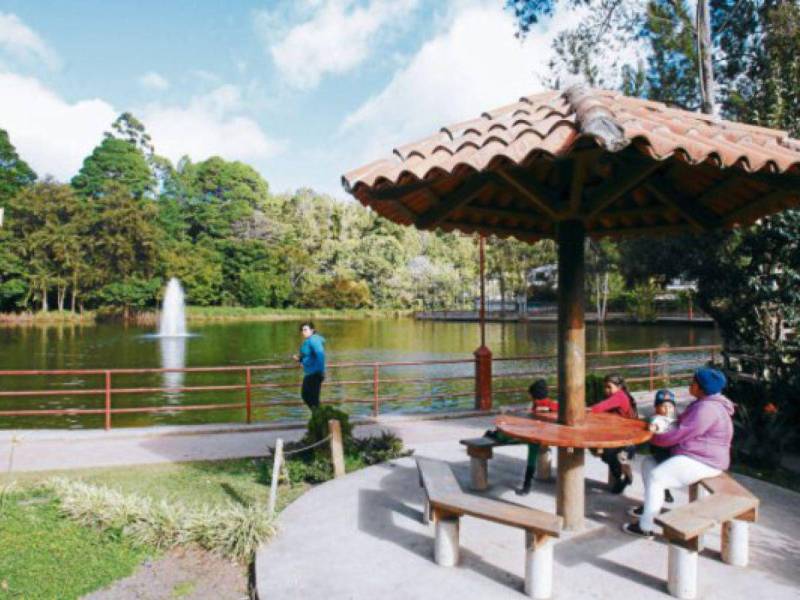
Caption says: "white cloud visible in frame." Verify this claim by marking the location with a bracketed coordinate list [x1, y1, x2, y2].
[139, 71, 169, 91]
[0, 13, 60, 69]
[142, 85, 283, 165]
[0, 72, 280, 181]
[256, 0, 418, 90]
[340, 1, 583, 160]
[0, 71, 115, 179]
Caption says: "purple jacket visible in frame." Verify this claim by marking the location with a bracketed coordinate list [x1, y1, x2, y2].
[651, 393, 734, 470]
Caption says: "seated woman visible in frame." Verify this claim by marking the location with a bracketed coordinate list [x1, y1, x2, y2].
[623, 367, 734, 538]
[590, 374, 639, 494]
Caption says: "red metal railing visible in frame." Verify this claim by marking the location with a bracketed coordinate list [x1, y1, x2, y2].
[0, 345, 720, 430]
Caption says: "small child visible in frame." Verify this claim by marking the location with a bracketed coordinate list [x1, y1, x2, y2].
[648, 389, 678, 503]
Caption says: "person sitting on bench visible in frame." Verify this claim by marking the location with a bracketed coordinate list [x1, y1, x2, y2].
[486, 379, 557, 495]
[623, 368, 734, 538]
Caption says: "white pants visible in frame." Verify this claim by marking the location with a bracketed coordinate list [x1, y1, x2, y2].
[640, 455, 721, 532]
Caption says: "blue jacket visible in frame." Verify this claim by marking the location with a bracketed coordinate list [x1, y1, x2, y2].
[299, 333, 326, 375]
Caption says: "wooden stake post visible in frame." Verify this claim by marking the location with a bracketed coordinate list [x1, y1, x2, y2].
[267, 438, 284, 519]
[329, 419, 346, 478]
[556, 220, 586, 531]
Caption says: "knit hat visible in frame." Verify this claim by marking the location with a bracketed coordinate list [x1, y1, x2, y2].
[693, 368, 727, 395]
[654, 389, 676, 406]
[529, 379, 549, 400]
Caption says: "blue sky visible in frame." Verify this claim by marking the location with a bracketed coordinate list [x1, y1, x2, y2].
[0, 0, 585, 198]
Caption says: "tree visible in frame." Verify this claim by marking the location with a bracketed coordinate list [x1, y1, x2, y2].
[72, 136, 154, 199]
[0, 129, 36, 205]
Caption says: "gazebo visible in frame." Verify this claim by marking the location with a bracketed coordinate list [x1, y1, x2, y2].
[342, 85, 800, 530]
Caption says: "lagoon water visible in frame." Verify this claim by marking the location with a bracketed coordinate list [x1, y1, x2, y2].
[0, 319, 718, 429]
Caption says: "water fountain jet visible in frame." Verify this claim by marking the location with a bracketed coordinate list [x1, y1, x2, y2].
[159, 278, 188, 337]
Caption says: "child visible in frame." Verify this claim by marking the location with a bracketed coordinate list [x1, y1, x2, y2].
[485, 379, 556, 495]
[648, 389, 678, 503]
[590, 374, 639, 494]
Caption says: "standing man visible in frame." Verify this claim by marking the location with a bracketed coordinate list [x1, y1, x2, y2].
[293, 322, 326, 410]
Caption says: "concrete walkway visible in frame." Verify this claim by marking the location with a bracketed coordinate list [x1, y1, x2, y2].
[256, 428, 800, 600]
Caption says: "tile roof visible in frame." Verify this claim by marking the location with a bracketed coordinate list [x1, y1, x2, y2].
[342, 86, 800, 240]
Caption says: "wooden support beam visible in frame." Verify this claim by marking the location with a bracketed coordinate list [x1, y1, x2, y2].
[591, 223, 694, 239]
[415, 174, 495, 229]
[724, 189, 798, 226]
[496, 169, 561, 220]
[369, 178, 434, 200]
[367, 197, 417, 223]
[566, 155, 592, 218]
[644, 177, 722, 231]
[588, 205, 673, 223]
[582, 159, 663, 220]
[461, 204, 545, 224]
[441, 220, 543, 241]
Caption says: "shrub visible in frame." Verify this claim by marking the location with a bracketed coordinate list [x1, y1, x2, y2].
[304, 405, 352, 446]
[585, 373, 605, 407]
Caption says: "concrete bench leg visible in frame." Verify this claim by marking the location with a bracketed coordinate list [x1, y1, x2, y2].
[721, 520, 749, 567]
[688, 483, 708, 551]
[422, 496, 431, 525]
[667, 542, 698, 599]
[524, 532, 554, 599]
[434, 515, 460, 567]
[470, 456, 489, 491]
[534, 447, 553, 481]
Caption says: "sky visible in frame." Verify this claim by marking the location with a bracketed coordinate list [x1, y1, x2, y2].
[0, 0, 587, 199]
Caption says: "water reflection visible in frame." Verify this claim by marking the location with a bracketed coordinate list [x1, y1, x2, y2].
[159, 335, 186, 403]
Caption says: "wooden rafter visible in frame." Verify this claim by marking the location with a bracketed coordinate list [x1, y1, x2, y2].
[495, 168, 561, 220]
[644, 176, 722, 231]
[367, 197, 417, 223]
[588, 205, 675, 224]
[442, 220, 544, 241]
[369, 178, 434, 200]
[566, 152, 599, 218]
[581, 159, 663, 220]
[415, 174, 495, 229]
[460, 204, 543, 224]
[724, 189, 798, 226]
[592, 223, 694, 239]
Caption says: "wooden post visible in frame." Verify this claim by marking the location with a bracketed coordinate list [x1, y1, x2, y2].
[556, 220, 586, 531]
[329, 419, 346, 478]
[104, 371, 112, 431]
[649, 351, 655, 391]
[474, 235, 492, 410]
[267, 438, 284, 519]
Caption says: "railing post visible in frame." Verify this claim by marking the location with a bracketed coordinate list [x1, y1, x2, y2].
[245, 367, 252, 424]
[104, 370, 112, 431]
[372, 364, 380, 418]
[649, 351, 655, 391]
[474, 346, 492, 411]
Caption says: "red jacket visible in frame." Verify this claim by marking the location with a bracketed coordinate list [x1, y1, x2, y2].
[590, 389, 637, 419]
[533, 397, 559, 412]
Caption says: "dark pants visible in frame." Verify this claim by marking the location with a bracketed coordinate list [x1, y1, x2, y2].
[301, 372, 324, 410]
[602, 446, 635, 480]
[651, 444, 672, 464]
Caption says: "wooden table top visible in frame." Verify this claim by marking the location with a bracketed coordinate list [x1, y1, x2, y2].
[495, 411, 652, 449]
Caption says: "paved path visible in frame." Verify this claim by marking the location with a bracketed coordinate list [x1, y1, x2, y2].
[256, 434, 800, 600]
[1, 389, 693, 474]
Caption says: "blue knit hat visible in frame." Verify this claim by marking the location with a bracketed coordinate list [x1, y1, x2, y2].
[654, 389, 676, 406]
[693, 368, 726, 395]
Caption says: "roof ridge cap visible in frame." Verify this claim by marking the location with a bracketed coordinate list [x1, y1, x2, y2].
[564, 84, 629, 152]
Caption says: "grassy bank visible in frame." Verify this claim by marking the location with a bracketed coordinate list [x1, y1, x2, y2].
[0, 310, 95, 325]
[183, 306, 413, 322]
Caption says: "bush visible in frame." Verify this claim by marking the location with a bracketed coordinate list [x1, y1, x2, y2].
[585, 373, 605, 407]
[304, 277, 373, 309]
[304, 405, 352, 446]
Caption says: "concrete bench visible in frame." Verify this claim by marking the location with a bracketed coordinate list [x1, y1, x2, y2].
[459, 436, 554, 491]
[655, 473, 759, 599]
[416, 456, 562, 599]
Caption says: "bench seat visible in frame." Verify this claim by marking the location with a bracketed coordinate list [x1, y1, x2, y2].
[416, 456, 561, 599]
[459, 436, 553, 490]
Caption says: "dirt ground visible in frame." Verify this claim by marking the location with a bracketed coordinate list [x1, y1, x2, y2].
[82, 547, 249, 600]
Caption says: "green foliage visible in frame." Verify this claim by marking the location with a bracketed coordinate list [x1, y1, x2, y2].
[0, 128, 36, 204]
[0, 490, 150, 599]
[305, 405, 353, 445]
[625, 282, 659, 322]
[350, 431, 410, 466]
[585, 373, 605, 407]
[72, 137, 154, 199]
[306, 277, 373, 309]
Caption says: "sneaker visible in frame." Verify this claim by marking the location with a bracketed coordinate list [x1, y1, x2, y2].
[627, 505, 669, 518]
[622, 522, 654, 539]
[664, 489, 674, 503]
[610, 474, 631, 494]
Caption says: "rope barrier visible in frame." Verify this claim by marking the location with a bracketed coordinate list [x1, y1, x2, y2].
[273, 434, 333, 457]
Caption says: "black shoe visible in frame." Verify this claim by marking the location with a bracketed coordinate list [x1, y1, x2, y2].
[610, 474, 631, 494]
[515, 466, 534, 496]
[627, 505, 669, 518]
[664, 489, 674, 503]
[622, 522, 654, 539]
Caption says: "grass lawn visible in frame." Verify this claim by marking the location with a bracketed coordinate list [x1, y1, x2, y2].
[0, 489, 150, 599]
[1, 458, 310, 599]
